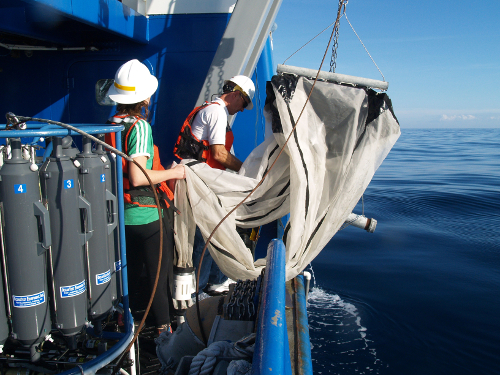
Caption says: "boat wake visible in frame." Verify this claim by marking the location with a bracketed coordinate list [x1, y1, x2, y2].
[307, 287, 386, 374]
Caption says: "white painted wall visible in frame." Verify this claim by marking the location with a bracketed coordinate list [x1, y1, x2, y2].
[122, 0, 236, 16]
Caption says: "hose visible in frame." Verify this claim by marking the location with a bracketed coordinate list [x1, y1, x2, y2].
[3, 114, 163, 372]
[193, 0, 348, 344]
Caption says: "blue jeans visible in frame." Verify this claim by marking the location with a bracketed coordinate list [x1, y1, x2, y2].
[192, 227, 227, 293]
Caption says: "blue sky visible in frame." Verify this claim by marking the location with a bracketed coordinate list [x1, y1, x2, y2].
[271, 0, 500, 128]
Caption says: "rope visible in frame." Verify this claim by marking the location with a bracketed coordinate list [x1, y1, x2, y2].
[188, 341, 250, 375]
[227, 360, 252, 375]
[193, 0, 348, 344]
[344, 12, 386, 82]
[282, 18, 341, 65]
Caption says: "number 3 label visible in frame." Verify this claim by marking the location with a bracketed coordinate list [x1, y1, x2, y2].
[14, 184, 26, 194]
[64, 179, 73, 189]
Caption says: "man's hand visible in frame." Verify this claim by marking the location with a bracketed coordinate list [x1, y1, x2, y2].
[211, 144, 243, 171]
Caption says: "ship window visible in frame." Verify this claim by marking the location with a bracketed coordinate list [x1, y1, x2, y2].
[95, 79, 116, 106]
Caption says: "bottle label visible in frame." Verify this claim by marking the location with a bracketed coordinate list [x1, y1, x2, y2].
[13, 291, 45, 308]
[60, 280, 86, 298]
[96, 270, 111, 285]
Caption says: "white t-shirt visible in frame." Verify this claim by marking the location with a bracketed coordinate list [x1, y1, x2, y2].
[190, 98, 229, 145]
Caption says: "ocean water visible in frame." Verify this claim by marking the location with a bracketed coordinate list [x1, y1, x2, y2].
[307, 128, 500, 375]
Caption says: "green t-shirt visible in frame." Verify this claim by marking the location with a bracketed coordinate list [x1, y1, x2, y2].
[123, 118, 160, 226]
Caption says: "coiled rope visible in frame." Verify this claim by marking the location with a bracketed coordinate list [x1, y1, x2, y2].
[188, 341, 252, 375]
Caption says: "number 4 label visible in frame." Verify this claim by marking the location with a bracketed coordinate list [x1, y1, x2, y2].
[14, 184, 26, 194]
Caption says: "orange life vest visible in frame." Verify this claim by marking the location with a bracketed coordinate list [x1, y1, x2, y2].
[105, 115, 177, 212]
[173, 102, 234, 170]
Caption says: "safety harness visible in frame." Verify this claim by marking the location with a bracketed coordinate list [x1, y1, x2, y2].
[173, 102, 234, 170]
[105, 115, 179, 216]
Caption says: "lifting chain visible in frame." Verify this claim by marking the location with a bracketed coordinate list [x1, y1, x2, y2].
[329, 0, 347, 73]
[224, 277, 261, 321]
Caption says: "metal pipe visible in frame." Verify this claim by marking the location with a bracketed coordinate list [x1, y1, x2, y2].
[129, 340, 137, 375]
[57, 310, 135, 375]
[0, 204, 12, 319]
[276, 64, 389, 90]
[0, 43, 97, 52]
[294, 275, 313, 375]
[0, 126, 123, 138]
[252, 239, 291, 375]
[115, 130, 130, 324]
[302, 271, 311, 301]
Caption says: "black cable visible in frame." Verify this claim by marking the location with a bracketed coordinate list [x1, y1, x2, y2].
[3, 114, 164, 373]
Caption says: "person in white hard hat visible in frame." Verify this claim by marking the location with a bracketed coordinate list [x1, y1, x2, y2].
[173, 74, 255, 172]
[173, 75, 255, 294]
[106, 59, 185, 335]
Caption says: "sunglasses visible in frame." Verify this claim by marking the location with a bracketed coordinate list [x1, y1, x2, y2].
[239, 91, 249, 109]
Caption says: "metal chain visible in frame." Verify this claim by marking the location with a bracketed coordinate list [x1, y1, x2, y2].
[329, 0, 346, 72]
[225, 278, 258, 321]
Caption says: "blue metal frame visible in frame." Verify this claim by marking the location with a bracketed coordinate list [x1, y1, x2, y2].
[294, 274, 313, 374]
[0, 124, 134, 375]
[0, 125, 122, 138]
[19, 0, 149, 43]
[252, 239, 292, 375]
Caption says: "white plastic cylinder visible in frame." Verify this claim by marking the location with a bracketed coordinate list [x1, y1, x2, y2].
[173, 271, 195, 301]
[345, 213, 377, 233]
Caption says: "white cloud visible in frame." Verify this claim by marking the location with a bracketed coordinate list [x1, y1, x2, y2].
[440, 114, 476, 121]
[489, 116, 500, 120]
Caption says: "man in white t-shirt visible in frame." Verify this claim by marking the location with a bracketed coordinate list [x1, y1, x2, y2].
[175, 75, 255, 172]
[175, 75, 256, 293]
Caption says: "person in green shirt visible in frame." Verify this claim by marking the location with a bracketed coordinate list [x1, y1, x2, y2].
[107, 59, 185, 334]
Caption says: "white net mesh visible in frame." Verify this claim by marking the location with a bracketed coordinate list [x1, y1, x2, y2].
[174, 74, 400, 281]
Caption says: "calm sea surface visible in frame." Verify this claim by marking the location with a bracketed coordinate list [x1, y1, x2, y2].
[308, 128, 500, 375]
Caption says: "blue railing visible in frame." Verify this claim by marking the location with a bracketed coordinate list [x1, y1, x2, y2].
[0, 124, 134, 375]
[252, 238, 313, 375]
[294, 274, 313, 374]
[252, 239, 292, 375]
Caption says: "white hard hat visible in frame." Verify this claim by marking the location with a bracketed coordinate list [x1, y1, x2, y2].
[107, 59, 158, 104]
[224, 75, 255, 110]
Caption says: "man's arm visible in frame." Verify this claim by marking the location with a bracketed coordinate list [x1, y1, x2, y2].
[211, 144, 243, 172]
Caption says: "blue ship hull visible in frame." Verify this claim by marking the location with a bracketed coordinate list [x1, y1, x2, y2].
[0, 1, 312, 374]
